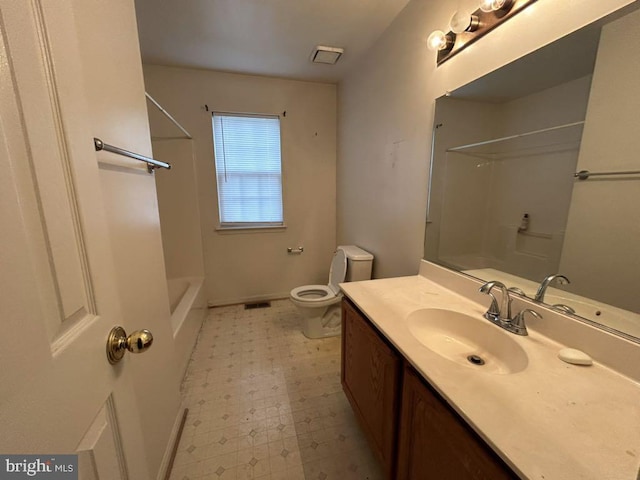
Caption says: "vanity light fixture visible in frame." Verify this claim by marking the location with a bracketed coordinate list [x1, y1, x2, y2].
[428, 0, 537, 65]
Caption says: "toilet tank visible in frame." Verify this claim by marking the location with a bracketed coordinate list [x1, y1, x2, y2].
[338, 245, 374, 282]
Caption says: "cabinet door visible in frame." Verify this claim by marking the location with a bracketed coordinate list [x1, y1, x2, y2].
[397, 366, 518, 480]
[341, 299, 401, 478]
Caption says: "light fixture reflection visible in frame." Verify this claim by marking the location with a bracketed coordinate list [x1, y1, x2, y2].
[427, 30, 453, 51]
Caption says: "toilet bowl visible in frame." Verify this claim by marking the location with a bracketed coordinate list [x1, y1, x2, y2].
[290, 246, 373, 339]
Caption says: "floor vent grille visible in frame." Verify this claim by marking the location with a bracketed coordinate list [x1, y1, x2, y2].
[244, 301, 271, 310]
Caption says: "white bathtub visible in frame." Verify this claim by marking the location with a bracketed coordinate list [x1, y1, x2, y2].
[167, 277, 206, 380]
[168, 278, 190, 314]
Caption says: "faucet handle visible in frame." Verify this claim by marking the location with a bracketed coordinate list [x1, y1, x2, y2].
[552, 304, 576, 315]
[509, 309, 542, 336]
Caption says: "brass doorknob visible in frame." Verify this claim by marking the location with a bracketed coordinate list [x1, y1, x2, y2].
[106, 326, 154, 364]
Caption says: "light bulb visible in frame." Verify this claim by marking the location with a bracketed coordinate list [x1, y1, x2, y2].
[480, 0, 514, 12]
[493, 0, 514, 10]
[450, 11, 479, 34]
[479, 0, 495, 12]
[427, 30, 452, 52]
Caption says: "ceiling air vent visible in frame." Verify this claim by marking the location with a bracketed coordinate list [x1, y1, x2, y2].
[310, 45, 344, 65]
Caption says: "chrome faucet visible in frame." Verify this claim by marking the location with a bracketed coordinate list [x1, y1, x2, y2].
[478, 280, 511, 322]
[534, 274, 570, 302]
[479, 281, 542, 336]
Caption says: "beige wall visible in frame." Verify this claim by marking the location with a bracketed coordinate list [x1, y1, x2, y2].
[560, 8, 640, 312]
[72, 0, 181, 476]
[338, 0, 635, 279]
[143, 66, 337, 305]
[152, 139, 205, 280]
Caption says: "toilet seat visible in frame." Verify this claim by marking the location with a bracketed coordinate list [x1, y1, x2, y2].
[290, 285, 333, 301]
[290, 285, 343, 308]
[289, 249, 347, 308]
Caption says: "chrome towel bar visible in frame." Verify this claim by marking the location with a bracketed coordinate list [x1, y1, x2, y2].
[94, 138, 171, 173]
[575, 169, 640, 180]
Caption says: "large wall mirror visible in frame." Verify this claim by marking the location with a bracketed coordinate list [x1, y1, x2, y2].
[425, 3, 640, 343]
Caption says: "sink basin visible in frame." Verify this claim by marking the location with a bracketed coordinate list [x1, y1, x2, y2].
[406, 309, 528, 374]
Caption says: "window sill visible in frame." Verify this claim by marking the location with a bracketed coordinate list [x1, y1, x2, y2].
[215, 224, 287, 234]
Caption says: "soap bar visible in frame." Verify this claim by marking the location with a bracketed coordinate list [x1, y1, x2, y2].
[558, 348, 593, 366]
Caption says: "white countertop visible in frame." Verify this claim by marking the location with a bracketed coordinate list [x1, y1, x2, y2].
[340, 267, 640, 480]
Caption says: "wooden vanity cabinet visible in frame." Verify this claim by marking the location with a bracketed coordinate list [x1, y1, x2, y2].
[341, 298, 518, 480]
[341, 298, 401, 479]
[397, 366, 518, 480]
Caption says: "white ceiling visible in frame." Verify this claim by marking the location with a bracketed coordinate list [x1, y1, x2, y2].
[134, 0, 410, 83]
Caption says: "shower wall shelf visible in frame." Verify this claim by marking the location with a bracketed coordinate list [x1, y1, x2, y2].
[517, 229, 553, 239]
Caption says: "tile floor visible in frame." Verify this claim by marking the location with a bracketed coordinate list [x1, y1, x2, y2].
[169, 299, 383, 480]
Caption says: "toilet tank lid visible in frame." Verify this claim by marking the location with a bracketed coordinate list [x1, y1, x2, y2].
[337, 245, 374, 261]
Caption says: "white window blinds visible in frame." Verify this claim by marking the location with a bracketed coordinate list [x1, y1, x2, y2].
[212, 113, 283, 227]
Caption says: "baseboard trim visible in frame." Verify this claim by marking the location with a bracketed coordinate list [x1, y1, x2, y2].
[208, 293, 290, 309]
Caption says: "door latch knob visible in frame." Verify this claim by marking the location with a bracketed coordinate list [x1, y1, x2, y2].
[106, 326, 153, 364]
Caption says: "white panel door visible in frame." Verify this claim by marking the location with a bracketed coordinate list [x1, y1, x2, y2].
[0, 1, 151, 478]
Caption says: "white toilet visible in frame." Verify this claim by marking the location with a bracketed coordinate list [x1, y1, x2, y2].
[290, 245, 374, 338]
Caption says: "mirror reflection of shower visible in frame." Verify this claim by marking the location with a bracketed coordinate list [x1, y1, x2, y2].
[435, 117, 583, 282]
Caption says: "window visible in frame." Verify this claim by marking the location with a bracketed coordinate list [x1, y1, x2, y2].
[212, 113, 283, 228]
